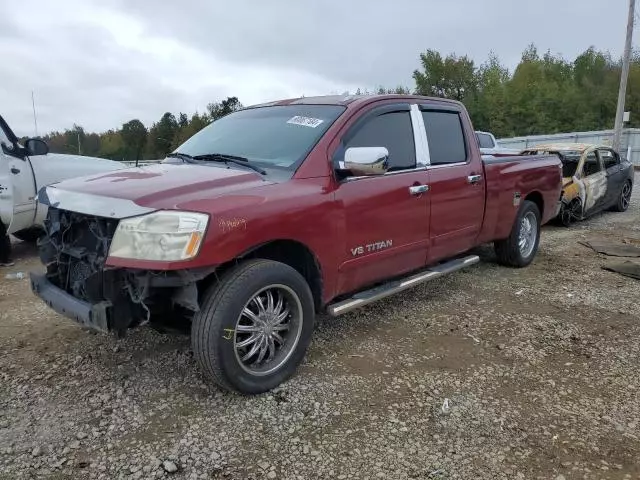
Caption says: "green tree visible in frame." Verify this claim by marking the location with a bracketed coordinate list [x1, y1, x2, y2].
[148, 112, 178, 158]
[178, 112, 189, 128]
[413, 50, 477, 101]
[471, 53, 510, 136]
[120, 119, 147, 161]
[207, 96, 243, 121]
[97, 130, 125, 160]
[376, 86, 412, 94]
[171, 112, 210, 149]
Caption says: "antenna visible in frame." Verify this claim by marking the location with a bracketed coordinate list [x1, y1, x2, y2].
[31, 90, 39, 137]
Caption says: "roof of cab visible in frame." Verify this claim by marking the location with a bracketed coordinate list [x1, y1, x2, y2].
[246, 94, 463, 109]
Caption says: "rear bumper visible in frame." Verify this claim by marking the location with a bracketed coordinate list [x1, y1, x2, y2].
[30, 273, 111, 332]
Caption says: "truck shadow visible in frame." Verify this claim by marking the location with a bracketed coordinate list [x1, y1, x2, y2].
[9, 237, 39, 261]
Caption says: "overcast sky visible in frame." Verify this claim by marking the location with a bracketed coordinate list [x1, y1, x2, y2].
[0, 0, 630, 136]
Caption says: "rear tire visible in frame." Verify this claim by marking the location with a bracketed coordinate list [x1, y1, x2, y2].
[612, 181, 632, 212]
[191, 259, 315, 394]
[494, 200, 541, 268]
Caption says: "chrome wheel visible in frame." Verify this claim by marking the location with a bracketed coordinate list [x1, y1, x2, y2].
[621, 182, 632, 210]
[234, 285, 303, 376]
[518, 211, 537, 258]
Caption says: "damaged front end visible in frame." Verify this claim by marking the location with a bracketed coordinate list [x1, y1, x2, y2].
[31, 207, 211, 336]
[558, 179, 583, 227]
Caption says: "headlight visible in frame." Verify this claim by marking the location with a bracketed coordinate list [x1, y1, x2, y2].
[109, 211, 209, 261]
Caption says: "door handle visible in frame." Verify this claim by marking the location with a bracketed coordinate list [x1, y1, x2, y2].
[409, 184, 430, 196]
[10, 167, 20, 174]
[467, 174, 482, 184]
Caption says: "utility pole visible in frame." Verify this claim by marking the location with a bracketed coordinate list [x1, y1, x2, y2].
[31, 91, 38, 137]
[77, 131, 81, 155]
[613, 0, 635, 151]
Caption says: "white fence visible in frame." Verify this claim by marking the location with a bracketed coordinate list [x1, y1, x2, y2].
[498, 128, 640, 167]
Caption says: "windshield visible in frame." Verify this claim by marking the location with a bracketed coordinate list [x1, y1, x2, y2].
[173, 104, 346, 172]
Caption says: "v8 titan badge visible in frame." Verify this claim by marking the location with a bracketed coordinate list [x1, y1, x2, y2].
[351, 240, 393, 256]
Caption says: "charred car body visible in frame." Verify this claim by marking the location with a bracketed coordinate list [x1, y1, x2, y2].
[32, 94, 563, 394]
[522, 143, 634, 226]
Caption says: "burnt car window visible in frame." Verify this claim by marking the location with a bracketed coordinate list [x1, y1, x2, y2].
[598, 149, 619, 169]
[583, 152, 602, 177]
[422, 111, 467, 165]
[345, 111, 416, 171]
[556, 151, 581, 178]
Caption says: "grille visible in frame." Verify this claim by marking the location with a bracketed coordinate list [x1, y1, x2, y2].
[40, 208, 120, 300]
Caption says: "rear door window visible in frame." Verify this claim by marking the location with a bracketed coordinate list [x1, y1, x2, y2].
[422, 111, 467, 165]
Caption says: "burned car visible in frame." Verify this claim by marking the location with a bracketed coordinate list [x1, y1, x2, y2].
[522, 143, 634, 226]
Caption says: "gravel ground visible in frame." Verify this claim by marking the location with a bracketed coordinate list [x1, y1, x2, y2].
[1, 174, 639, 480]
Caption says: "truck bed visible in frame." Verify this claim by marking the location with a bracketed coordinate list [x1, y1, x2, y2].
[478, 154, 562, 243]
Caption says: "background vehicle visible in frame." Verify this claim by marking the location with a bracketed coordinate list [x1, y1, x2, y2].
[0, 115, 124, 241]
[476, 131, 521, 158]
[31, 95, 563, 394]
[521, 143, 634, 226]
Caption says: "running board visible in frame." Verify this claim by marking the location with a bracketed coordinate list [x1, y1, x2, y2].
[327, 255, 480, 317]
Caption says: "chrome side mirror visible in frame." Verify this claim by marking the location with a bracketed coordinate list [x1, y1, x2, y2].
[342, 146, 389, 176]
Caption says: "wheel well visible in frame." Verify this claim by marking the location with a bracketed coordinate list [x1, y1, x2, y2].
[525, 191, 544, 217]
[202, 240, 323, 312]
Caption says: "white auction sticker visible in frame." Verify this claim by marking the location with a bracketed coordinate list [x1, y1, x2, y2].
[286, 116, 324, 128]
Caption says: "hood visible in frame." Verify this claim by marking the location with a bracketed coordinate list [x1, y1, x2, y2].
[48, 163, 274, 210]
[46, 153, 125, 170]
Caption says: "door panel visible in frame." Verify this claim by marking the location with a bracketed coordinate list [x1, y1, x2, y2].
[598, 149, 625, 207]
[0, 127, 16, 229]
[6, 155, 36, 232]
[336, 171, 430, 294]
[0, 151, 13, 229]
[333, 105, 430, 295]
[420, 109, 485, 262]
[428, 165, 485, 261]
[581, 151, 607, 215]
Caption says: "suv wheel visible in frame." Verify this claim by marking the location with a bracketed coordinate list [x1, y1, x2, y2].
[192, 259, 315, 394]
[494, 200, 541, 268]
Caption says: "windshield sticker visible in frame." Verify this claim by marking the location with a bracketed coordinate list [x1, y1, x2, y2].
[287, 116, 324, 128]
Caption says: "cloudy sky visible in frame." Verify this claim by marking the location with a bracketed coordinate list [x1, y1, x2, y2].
[0, 0, 630, 136]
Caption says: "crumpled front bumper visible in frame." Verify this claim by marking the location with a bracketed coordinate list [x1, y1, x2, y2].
[30, 273, 111, 332]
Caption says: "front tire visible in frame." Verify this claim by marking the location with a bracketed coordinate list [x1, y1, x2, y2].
[191, 259, 315, 394]
[494, 200, 541, 268]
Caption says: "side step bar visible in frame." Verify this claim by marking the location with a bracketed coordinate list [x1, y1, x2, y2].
[327, 255, 479, 317]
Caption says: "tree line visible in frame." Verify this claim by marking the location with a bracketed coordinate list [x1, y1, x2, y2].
[40, 44, 640, 161]
[42, 97, 243, 161]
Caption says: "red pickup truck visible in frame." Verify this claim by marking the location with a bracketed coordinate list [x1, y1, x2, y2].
[31, 94, 562, 394]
